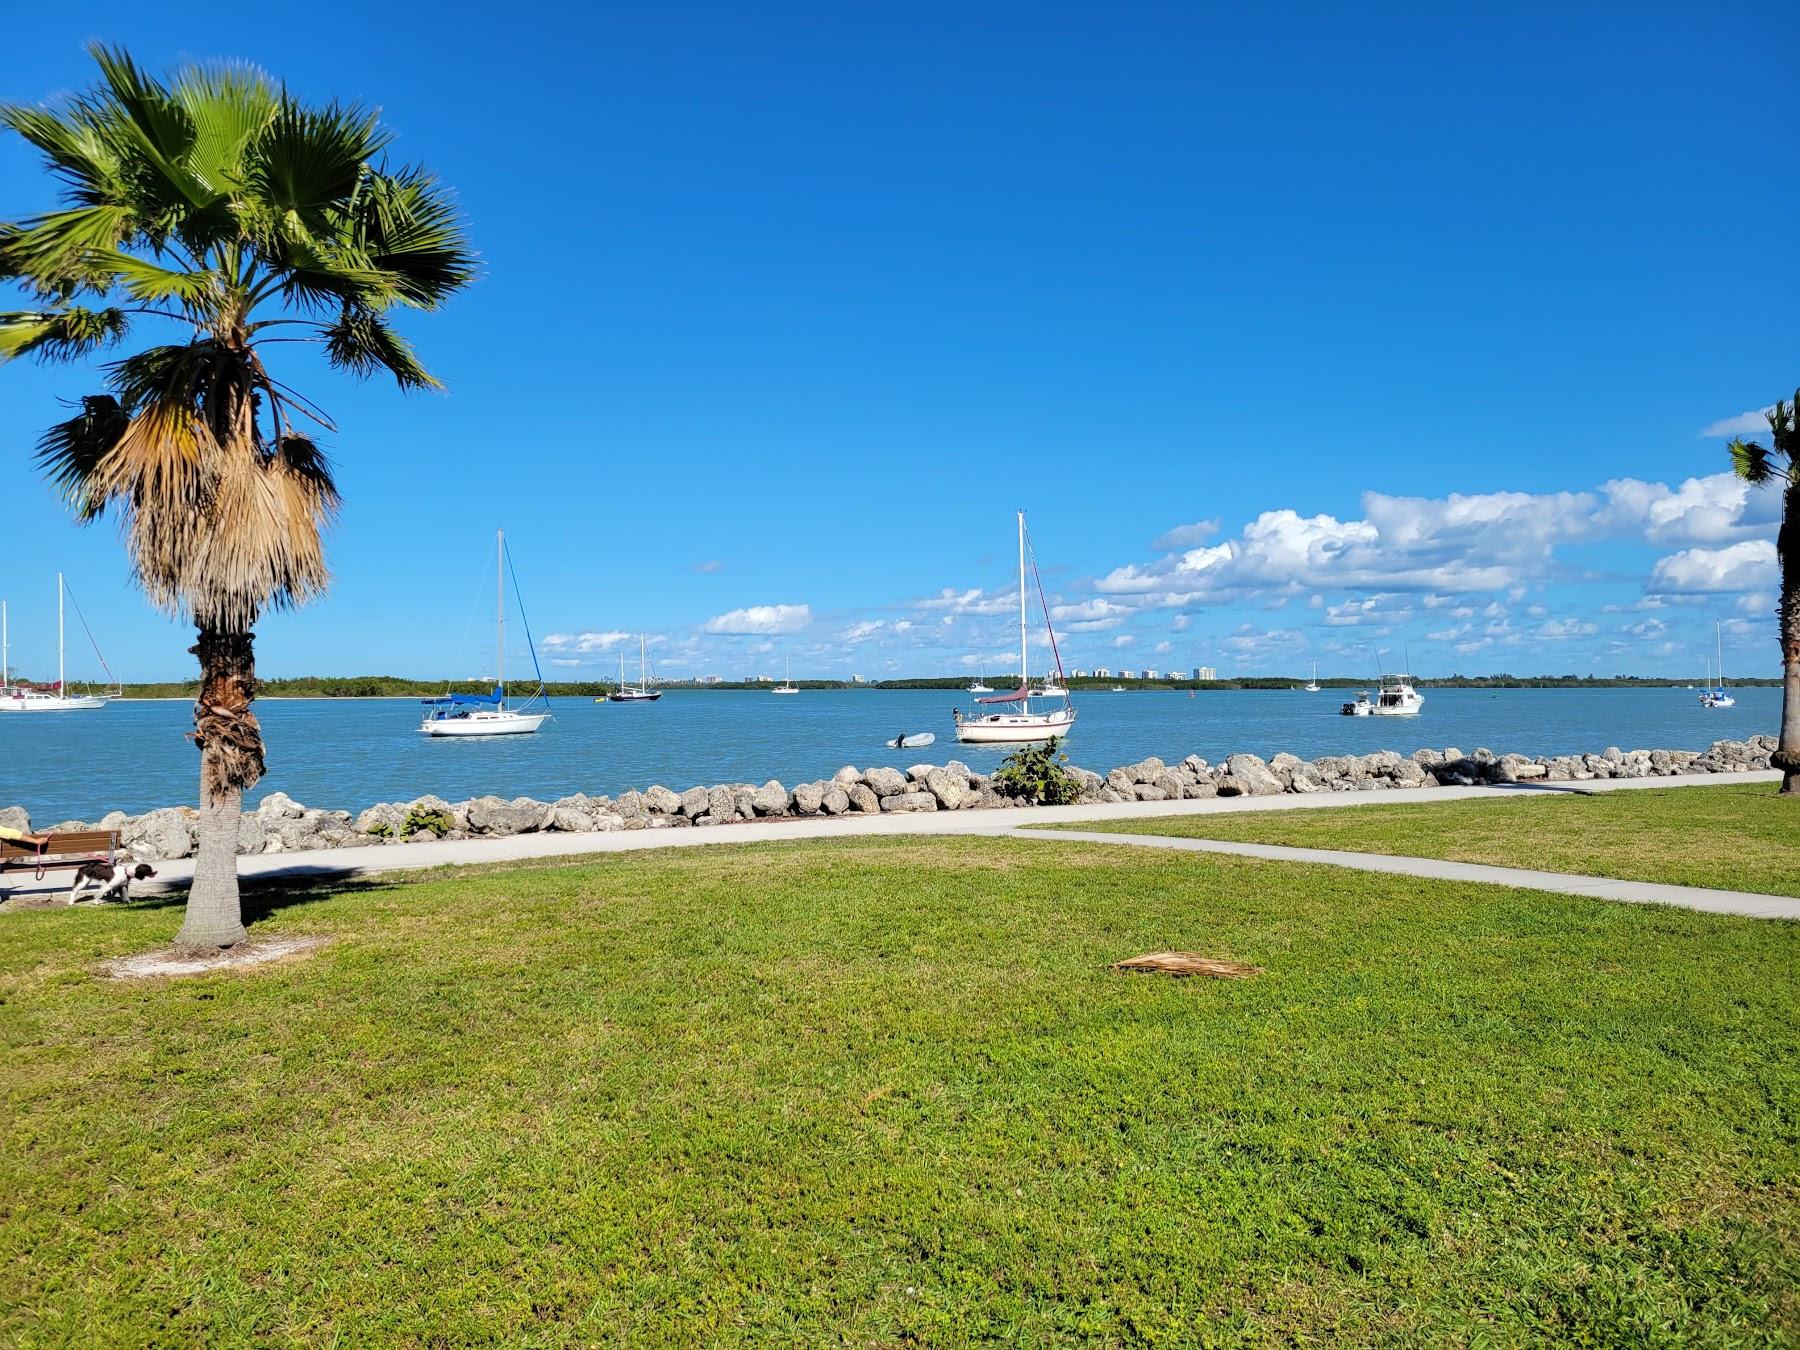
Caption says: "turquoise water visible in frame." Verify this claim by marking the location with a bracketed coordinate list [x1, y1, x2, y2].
[0, 686, 1781, 822]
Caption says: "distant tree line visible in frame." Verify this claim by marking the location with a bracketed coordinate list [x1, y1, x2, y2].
[100, 671, 1779, 699]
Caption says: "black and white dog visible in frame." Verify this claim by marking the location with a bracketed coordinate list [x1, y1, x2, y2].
[67, 860, 157, 905]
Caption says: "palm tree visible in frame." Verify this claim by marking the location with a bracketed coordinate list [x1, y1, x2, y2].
[0, 47, 473, 945]
[1727, 392, 1800, 796]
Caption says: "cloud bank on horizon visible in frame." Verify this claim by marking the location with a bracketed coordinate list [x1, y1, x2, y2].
[546, 451, 1784, 681]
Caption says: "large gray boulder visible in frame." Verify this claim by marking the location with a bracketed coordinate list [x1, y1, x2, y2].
[1219, 753, 1284, 796]
[678, 787, 711, 819]
[820, 785, 851, 815]
[707, 786, 737, 821]
[792, 781, 825, 815]
[643, 785, 682, 815]
[551, 805, 596, 832]
[846, 783, 881, 813]
[752, 780, 790, 817]
[0, 805, 30, 834]
[832, 765, 862, 786]
[256, 791, 305, 819]
[864, 766, 908, 798]
[880, 790, 938, 813]
[354, 803, 405, 835]
[924, 767, 970, 810]
[236, 812, 268, 855]
[466, 795, 548, 836]
[123, 807, 195, 860]
[1126, 757, 1166, 785]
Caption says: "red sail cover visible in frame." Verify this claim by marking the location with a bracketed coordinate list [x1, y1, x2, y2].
[976, 686, 1030, 704]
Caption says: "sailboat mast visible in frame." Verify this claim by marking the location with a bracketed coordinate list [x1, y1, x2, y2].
[1017, 510, 1028, 693]
[641, 633, 648, 688]
[496, 530, 505, 695]
[2, 599, 8, 687]
[58, 572, 65, 695]
[1718, 621, 1726, 690]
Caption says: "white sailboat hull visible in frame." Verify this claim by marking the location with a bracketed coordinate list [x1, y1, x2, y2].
[421, 709, 548, 736]
[0, 691, 108, 712]
[955, 707, 1076, 743]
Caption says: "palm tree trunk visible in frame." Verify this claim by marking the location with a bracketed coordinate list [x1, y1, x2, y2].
[176, 627, 264, 947]
[1777, 486, 1800, 796]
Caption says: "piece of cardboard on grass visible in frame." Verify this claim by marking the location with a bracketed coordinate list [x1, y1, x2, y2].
[1110, 951, 1262, 979]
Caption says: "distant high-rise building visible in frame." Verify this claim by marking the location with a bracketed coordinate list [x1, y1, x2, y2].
[1094, 667, 1111, 678]
[1120, 669, 1137, 680]
[1196, 665, 1216, 682]
[1071, 668, 1088, 678]
[1145, 668, 1160, 680]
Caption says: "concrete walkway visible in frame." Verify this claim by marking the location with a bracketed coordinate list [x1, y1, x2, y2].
[1016, 825, 1800, 921]
[4, 770, 1791, 920]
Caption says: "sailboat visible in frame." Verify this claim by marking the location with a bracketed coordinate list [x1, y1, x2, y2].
[608, 635, 662, 702]
[772, 657, 799, 694]
[954, 511, 1077, 743]
[419, 530, 550, 736]
[1700, 622, 1735, 708]
[0, 575, 116, 713]
[967, 662, 994, 695]
[1303, 662, 1321, 692]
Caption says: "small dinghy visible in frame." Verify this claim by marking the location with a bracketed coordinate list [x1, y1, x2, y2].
[886, 732, 936, 749]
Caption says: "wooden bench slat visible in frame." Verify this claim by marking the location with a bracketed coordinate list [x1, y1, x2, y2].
[0, 831, 119, 872]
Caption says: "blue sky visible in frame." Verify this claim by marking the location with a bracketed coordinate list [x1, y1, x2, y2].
[2, 3, 1795, 683]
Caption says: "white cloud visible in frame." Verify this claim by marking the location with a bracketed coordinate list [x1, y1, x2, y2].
[911, 587, 1016, 616]
[1600, 472, 1780, 545]
[694, 560, 724, 574]
[702, 604, 812, 635]
[1152, 519, 1221, 550]
[1536, 618, 1598, 639]
[1736, 592, 1775, 615]
[1111, 634, 1135, 648]
[1699, 408, 1775, 438]
[839, 620, 885, 642]
[1648, 540, 1778, 594]
[1624, 618, 1667, 638]
[542, 630, 630, 653]
[1153, 640, 1173, 654]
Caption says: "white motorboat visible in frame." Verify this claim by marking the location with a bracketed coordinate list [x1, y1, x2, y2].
[1303, 662, 1321, 692]
[967, 670, 994, 694]
[1110, 685, 1126, 693]
[421, 530, 550, 737]
[1368, 674, 1424, 716]
[955, 511, 1077, 744]
[1340, 691, 1374, 716]
[608, 635, 662, 702]
[1700, 624, 1735, 708]
[0, 576, 117, 713]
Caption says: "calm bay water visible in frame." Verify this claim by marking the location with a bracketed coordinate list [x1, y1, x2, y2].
[0, 686, 1780, 823]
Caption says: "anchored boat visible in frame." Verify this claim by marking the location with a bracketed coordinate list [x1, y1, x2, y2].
[608, 634, 662, 702]
[954, 510, 1076, 744]
[0, 575, 118, 713]
[420, 530, 550, 737]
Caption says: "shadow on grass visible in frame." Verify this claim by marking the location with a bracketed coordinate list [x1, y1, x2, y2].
[130, 871, 403, 925]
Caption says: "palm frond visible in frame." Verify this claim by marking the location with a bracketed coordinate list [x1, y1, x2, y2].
[1728, 437, 1775, 485]
[346, 164, 476, 308]
[248, 97, 388, 220]
[0, 306, 128, 362]
[169, 61, 278, 199]
[34, 393, 130, 517]
[321, 306, 441, 388]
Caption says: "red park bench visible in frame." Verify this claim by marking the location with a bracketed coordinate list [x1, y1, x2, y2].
[0, 830, 120, 898]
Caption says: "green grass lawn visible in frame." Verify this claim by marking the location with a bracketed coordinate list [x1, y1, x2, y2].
[2, 837, 1796, 1345]
[1041, 782, 1800, 897]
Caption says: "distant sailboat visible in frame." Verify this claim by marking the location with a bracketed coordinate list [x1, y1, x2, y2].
[608, 634, 662, 702]
[967, 662, 994, 695]
[1700, 622, 1735, 708]
[420, 530, 550, 736]
[954, 510, 1076, 743]
[0, 575, 117, 713]
[772, 657, 799, 694]
[1303, 662, 1321, 693]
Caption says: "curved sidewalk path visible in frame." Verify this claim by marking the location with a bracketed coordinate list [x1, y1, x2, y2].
[7, 771, 1794, 920]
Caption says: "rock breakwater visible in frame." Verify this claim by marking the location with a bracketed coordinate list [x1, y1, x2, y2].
[1, 736, 1778, 863]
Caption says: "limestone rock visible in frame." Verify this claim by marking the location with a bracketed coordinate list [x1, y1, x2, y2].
[123, 807, 195, 860]
[466, 795, 547, 836]
[846, 783, 881, 813]
[864, 766, 908, 797]
[708, 786, 737, 821]
[821, 786, 851, 815]
[924, 767, 970, 810]
[752, 780, 790, 816]
[643, 785, 682, 815]
[1221, 753, 1284, 796]
[793, 782, 825, 815]
[0, 805, 30, 834]
[880, 790, 938, 813]
[256, 791, 305, 819]
[679, 786, 712, 819]
[552, 805, 596, 833]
